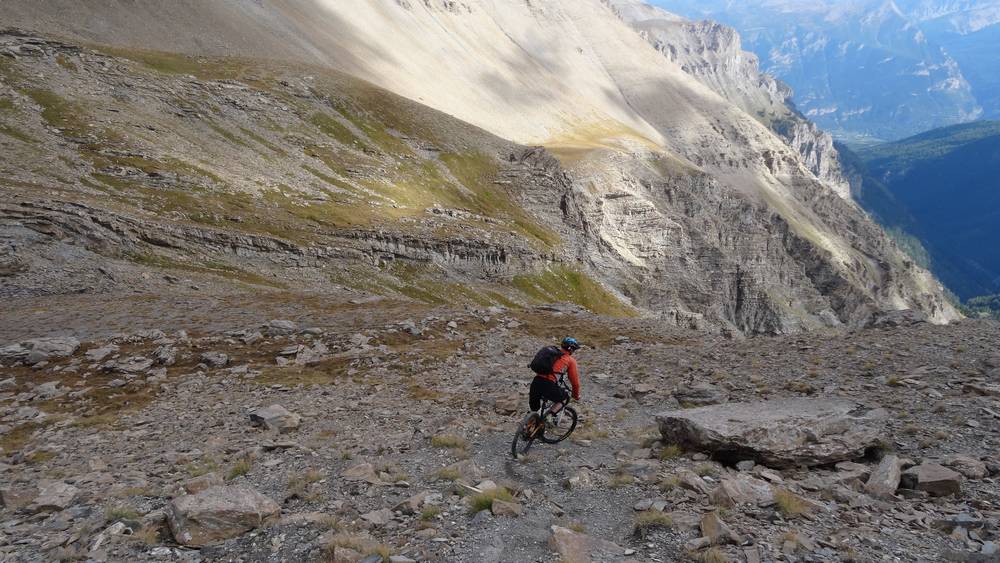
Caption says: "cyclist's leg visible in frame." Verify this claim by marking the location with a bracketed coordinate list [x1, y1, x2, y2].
[543, 379, 568, 415]
[528, 377, 544, 413]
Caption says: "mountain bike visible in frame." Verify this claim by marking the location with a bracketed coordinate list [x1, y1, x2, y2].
[510, 375, 578, 458]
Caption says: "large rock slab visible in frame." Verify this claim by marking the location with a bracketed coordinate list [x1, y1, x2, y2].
[167, 485, 280, 547]
[0, 337, 80, 365]
[865, 454, 902, 499]
[902, 463, 963, 497]
[549, 525, 625, 563]
[249, 404, 301, 434]
[656, 398, 886, 468]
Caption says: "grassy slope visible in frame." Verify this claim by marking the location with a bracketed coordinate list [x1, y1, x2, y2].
[0, 42, 633, 316]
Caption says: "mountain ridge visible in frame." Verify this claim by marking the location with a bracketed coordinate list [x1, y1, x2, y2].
[0, 0, 959, 332]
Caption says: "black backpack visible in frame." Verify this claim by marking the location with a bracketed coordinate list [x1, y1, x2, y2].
[529, 346, 562, 375]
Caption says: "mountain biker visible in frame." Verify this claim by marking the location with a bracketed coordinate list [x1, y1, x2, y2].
[529, 337, 581, 418]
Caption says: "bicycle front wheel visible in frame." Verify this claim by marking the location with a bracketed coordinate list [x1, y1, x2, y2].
[540, 406, 577, 444]
[511, 412, 541, 458]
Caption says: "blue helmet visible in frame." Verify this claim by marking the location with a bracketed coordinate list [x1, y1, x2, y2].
[561, 337, 580, 351]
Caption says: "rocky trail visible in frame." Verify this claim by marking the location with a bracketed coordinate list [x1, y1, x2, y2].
[2, 292, 999, 562]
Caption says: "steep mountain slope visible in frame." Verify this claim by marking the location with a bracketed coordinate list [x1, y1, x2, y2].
[607, 0, 851, 198]
[0, 0, 959, 332]
[653, 0, 987, 142]
[847, 121, 1000, 300]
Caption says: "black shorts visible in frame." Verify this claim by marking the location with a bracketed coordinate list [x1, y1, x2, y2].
[529, 376, 569, 412]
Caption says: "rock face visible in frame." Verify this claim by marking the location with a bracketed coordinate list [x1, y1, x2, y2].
[167, 485, 280, 547]
[608, 0, 852, 199]
[0, 4, 959, 335]
[657, 399, 886, 468]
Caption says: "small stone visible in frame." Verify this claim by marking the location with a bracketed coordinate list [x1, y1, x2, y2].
[264, 320, 298, 336]
[200, 352, 229, 368]
[361, 508, 393, 526]
[633, 498, 653, 511]
[491, 499, 523, 517]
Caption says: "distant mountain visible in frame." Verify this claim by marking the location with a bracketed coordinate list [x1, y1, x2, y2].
[845, 121, 1000, 300]
[652, 0, 998, 143]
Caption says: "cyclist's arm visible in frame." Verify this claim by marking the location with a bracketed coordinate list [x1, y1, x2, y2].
[567, 358, 581, 400]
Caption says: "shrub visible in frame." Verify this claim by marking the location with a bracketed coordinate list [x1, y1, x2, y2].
[226, 458, 252, 481]
[659, 444, 682, 460]
[633, 511, 672, 538]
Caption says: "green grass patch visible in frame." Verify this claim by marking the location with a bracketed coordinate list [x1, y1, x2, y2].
[128, 252, 286, 289]
[105, 505, 142, 523]
[309, 112, 370, 150]
[434, 467, 462, 481]
[0, 97, 15, 111]
[0, 422, 45, 454]
[22, 88, 90, 136]
[0, 124, 36, 144]
[239, 126, 285, 155]
[420, 506, 442, 521]
[512, 265, 636, 317]
[207, 122, 251, 148]
[26, 450, 56, 464]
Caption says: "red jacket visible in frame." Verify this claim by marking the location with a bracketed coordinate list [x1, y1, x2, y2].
[540, 350, 581, 400]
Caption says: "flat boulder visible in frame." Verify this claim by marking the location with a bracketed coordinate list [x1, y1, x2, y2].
[167, 485, 280, 547]
[673, 382, 727, 407]
[1, 337, 80, 365]
[249, 404, 301, 434]
[901, 463, 962, 497]
[656, 398, 886, 468]
[940, 454, 988, 480]
[549, 525, 625, 563]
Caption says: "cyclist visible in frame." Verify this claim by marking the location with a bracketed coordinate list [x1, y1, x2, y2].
[529, 337, 582, 419]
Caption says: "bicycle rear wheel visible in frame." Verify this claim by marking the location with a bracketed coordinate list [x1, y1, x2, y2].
[511, 412, 541, 458]
[540, 406, 578, 444]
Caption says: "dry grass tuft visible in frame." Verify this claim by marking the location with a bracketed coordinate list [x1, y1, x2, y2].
[467, 487, 513, 514]
[431, 434, 468, 450]
[773, 488, 811, 518]
[633, 511, 673, 538]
